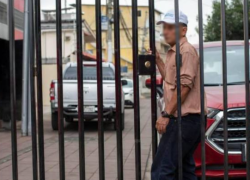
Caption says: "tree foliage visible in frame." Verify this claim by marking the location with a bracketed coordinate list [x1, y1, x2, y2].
[204, 0, 249, 42]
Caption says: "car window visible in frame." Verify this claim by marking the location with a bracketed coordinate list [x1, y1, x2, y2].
[203, 46, 247, 86]
[122, 80, 133, 88]
[64, 66, 115, 80]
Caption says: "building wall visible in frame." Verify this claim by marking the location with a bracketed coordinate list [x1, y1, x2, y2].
[82, 5, 163, 73]
[82, 5, 162, 31]
[41, 30, 78, 61]
[85, 43, 133, 71]
[0, 0, 24, 40]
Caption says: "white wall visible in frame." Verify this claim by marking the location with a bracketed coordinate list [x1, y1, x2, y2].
[0, 0, 8, 40]
[0, 0, 7, 4]
[0, 23, 8, 40]
[41, 30, 77, 59]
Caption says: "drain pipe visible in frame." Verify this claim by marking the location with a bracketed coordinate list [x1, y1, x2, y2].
[21, 0, 30, 136]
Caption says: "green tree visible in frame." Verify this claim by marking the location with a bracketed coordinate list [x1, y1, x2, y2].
[204, 0, 249, 42]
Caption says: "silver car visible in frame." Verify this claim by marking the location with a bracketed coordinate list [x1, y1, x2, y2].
[50, 62, 125, 130]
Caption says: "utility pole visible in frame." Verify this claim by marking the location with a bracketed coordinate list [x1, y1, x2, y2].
[141, 11, 148, 54]
[140, 11, 149, 98]
[106, 0, 113, 62]
[65, 0, 67, 13]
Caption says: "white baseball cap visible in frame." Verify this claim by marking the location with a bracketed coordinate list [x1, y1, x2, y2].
[157, 9, 188, 26]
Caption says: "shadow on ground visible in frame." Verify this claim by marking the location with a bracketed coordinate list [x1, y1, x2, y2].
[63, 121, 116, 132]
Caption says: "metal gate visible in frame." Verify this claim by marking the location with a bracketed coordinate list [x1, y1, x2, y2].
[6, 0, 250, 179]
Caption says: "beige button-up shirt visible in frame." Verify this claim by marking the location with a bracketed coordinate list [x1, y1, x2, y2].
[163, 37, 207, 117]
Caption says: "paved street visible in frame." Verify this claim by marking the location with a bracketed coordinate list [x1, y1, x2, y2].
[0, 98, 152, 180]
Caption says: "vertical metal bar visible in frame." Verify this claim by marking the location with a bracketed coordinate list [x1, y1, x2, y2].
[8, 0, 18, 179]
[56, 0, 66, 179]
[198, 0, 206, 179]
[28, 72, 32, 136]
[221, 0, 228, 179]
[34, 0, 45, 178]
[243, 0, 250, 179]
[132, 0, 141, 179]
[76, 0, 86, 179]
[21, 0, 30, 136]
[148, 0, 157, 158]
[113, 1, 124, 180]
[174, 1, 183, 179]
[95, 0, 105, 179]
[28, 0, 38, 179]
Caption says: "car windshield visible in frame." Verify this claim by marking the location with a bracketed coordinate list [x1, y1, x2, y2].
[204, 45, 247, 86]
[122, 80, 133, 88]
[64, 66, 115, 80]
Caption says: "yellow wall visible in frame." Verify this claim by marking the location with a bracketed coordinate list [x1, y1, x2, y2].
[82, 5, 162, 30]
[82, 5, 162, 72]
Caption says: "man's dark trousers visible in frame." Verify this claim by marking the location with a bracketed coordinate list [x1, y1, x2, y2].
[151, 114, 202, 180]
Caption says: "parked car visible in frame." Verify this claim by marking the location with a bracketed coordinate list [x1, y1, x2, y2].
[50, 62, 125, 130]
[145, 40, 249, 178]
[121, 79, 134, 107]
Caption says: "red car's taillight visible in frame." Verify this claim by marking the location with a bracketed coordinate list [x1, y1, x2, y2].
[145, 75, 163, 89]
[50, 82, 55, 101]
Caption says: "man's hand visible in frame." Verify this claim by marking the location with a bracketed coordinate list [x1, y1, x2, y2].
[147, 49, 161, 62]
[156, 117, 170, 134]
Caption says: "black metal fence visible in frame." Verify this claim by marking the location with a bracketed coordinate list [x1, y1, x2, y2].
[6, 0, 250, 179]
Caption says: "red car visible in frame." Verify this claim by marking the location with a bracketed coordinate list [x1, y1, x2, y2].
[146, 41, 249, 179]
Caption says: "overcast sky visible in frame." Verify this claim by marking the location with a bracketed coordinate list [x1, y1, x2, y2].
[41, 0, 216, 44]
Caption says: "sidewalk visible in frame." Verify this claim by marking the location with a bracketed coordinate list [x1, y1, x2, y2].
[0, 98, 153, 180]
[144, 150, 152, 180]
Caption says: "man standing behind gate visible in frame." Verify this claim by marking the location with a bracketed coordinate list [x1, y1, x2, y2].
[149, 10, 207, 180]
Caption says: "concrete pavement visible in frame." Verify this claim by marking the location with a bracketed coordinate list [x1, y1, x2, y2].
[0, 98, 153, 180]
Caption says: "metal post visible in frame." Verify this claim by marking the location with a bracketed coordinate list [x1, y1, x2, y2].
[106, 0, 113, 62]
[243, 0, 250, 179]
[95, 0, 105, 179]
[140, 11, 148, 54]
[8, 0, 18, 179]
[56, 0, 66, 179]
[113, 0, 124, 179]
[34, 0, 45, 178]
[148, 0, 158, 158]
[174, 1, 183, 179]
[21, 0, 30, 136]
[198, 0, 206, 179]
[221, 0, 228, 179]
[65, 0, 67, 13]
[28, 0, 38, 179]
[132, 0, 141, 179]
[28, 77, 32, 136]
[76, 0, 86, 179]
